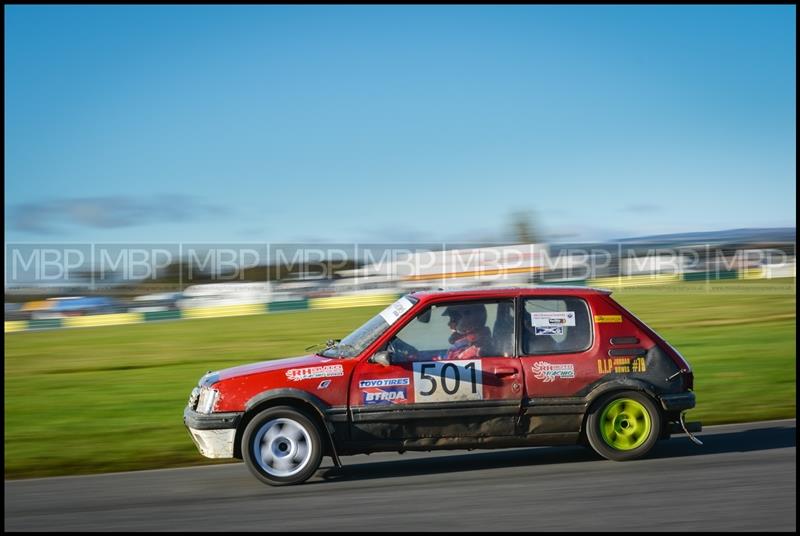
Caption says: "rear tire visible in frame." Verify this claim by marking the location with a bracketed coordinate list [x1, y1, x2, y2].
[586, 391, 661, 461]
[242, 406, 323, 486]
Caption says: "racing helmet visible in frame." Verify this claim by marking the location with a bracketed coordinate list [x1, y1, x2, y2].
[441, 306, 462, 321]
[448, 304, 487, 334]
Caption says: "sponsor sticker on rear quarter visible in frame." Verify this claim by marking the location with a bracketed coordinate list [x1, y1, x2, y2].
[531, 311, 576, 327]
[531, 361, 575, 382]
[594, 315, 623, 323]
[534, 326, 564, 336]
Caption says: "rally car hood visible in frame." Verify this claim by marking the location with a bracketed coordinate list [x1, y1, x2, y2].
[215, 353, 336, 381]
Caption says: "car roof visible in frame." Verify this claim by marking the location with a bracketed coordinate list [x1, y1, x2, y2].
[409, 286, 611, 302]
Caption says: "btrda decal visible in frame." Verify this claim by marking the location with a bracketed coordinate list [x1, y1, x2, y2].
[362, 386, 408, 404]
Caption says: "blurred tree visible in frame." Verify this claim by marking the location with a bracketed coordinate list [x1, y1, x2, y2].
[510, 210, 541, 244]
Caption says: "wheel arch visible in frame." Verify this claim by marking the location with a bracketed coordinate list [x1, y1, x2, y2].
[234, 389, 339, 462]
[579, 379, 663, 440]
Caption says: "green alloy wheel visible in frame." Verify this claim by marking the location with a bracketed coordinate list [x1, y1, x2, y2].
[587, 391, 661, 461]
[599, 398, 651, 450]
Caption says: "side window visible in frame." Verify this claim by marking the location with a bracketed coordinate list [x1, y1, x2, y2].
[522, 298, 592, 355]
[389, 300, 515, 361]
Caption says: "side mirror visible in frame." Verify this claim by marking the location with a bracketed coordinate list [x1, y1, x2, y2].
[369, 351, 392, 367]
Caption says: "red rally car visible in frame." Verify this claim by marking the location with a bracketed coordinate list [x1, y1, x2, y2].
[184, 287, 701, 486]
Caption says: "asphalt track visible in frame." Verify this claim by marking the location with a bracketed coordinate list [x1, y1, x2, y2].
[4, 419, 796, 532]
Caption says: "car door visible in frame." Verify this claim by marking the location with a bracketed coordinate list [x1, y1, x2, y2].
[516, 295, 601, 437]
[349, 298, 523, 445]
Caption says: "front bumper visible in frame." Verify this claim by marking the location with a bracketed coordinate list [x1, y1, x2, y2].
[184, 406, 243, 459]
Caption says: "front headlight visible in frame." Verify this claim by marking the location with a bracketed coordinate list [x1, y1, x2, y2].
[196, 386, 219, 414]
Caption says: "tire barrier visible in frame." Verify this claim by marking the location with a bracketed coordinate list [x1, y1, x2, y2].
[308, 293, 398, 310]
[4, 294, 402, 332]
[62, 313, 144, 329]
[588, 273, 681, 288]
[181, 303, 266, 319]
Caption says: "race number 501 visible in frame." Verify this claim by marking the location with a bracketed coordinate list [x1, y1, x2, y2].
[412, 360, 482, 402]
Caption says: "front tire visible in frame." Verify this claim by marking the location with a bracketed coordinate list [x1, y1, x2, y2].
[586, 391, 661, 461]
[242, 406, 323, 486]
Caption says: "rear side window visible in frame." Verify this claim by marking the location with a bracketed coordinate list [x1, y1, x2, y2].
[522, 298, 592, 355]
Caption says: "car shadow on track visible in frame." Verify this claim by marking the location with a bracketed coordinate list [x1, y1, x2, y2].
[316, 424, 796, 484]
[648, 424, 796, 460]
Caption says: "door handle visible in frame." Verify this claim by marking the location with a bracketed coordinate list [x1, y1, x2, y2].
[493, 367, 518, 377]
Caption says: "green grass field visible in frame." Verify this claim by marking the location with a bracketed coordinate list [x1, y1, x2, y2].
[4, 278, 796, 479]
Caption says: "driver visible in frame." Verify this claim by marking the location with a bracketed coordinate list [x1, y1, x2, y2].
[443, 304, 495, 359]
[443, 307, 467, 343]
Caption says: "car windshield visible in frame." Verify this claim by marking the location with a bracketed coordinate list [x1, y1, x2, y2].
[320, 295, 418, 358]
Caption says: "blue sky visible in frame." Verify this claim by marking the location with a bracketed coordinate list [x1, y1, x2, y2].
[4, 5, 796, 244]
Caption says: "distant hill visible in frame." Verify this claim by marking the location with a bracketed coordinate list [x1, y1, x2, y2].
[549, 227, 796, 256]
[613, 227, 796, 244]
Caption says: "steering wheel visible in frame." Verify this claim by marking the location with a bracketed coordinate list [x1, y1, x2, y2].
[387, 337, 418, 360]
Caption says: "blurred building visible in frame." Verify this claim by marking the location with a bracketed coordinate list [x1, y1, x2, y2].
[177, 282, 273, 309]
[129, 292, 182, 313]
[338, 244, 550, 292]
